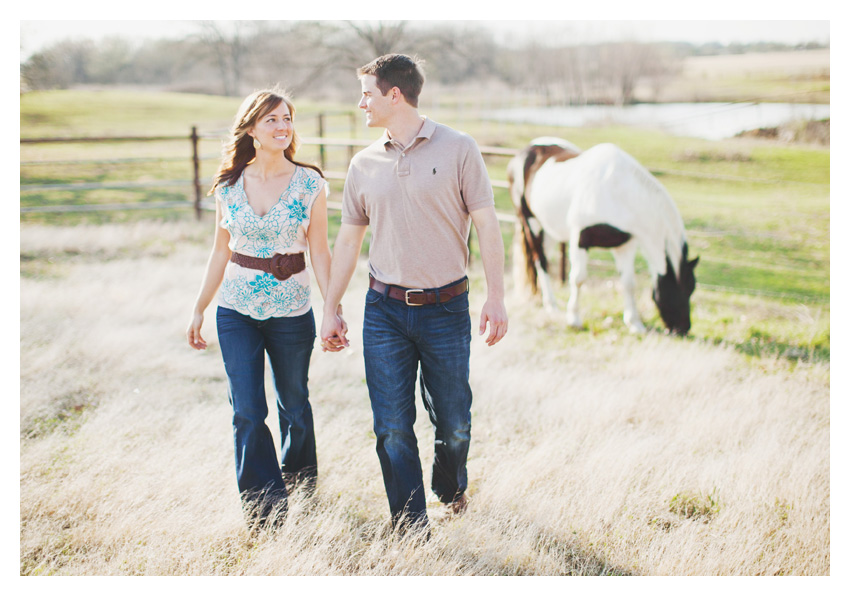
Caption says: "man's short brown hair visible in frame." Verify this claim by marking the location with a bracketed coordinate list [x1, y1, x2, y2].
[357, 54, 426, 108]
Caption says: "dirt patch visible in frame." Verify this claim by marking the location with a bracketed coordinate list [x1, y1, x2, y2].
[737, 119, 829, 145]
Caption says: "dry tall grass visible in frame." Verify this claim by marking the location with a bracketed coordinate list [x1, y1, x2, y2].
[20, 221, 829, 575]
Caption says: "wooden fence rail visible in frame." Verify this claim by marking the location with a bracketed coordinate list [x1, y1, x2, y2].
[20, 121, 519, 219]
[19, 118, 549, 274]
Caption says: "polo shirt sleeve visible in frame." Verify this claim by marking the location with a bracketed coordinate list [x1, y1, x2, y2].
[341, 165, 369, 226]
[460, 135, 496, 213]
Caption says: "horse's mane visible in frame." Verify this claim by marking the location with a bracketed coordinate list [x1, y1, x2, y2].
[530, 136, 582, 154]
[616, 148, 687, 279]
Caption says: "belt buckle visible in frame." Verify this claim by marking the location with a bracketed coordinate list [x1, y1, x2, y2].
[405, 289, 425, 306]
[270, 253, 286, 280]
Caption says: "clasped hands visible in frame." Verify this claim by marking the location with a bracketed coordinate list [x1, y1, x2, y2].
[320, 310, 349, 352]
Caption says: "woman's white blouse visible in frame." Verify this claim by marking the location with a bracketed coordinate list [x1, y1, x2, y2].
[216, 166, 327, 320]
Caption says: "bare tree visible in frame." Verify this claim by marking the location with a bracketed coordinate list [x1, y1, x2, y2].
[498, 39, 683, 106]
[247, 21, 342, 97]
[197, 21, 255, 96]
[88, 37, 135, 84]
[348, 21, 408, 57]
[21, 39, 95, 90]
[643, 45, 684, 102]
[585, 42, 681, 105]
[321, 21, 413, 72]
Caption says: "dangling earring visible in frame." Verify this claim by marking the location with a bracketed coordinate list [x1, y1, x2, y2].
[252, 136, 262, 151]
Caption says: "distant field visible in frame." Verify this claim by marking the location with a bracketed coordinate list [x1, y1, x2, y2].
[657, 49, 830, 104]
[683, 49, 830, 79]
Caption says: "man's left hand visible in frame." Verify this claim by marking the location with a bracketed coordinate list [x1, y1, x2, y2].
[479, 299, 508, 346]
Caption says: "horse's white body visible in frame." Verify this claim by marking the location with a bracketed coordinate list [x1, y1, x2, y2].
[511, 139, 688, 333]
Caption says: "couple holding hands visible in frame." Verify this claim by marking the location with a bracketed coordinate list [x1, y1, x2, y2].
[187, 54, 508, 532]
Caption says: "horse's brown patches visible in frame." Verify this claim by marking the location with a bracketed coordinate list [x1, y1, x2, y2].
[523, 144, 581, 190]
[578, 224, 632, 249]
[552, 148, 581, 162]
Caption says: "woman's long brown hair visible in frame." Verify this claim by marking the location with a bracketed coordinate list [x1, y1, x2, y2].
[209, 86, 323, 194]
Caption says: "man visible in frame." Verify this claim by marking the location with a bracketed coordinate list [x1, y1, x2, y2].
[321, 54, 508, 531]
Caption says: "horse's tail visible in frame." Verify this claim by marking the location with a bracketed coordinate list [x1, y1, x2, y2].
[508, 149, 548, 294]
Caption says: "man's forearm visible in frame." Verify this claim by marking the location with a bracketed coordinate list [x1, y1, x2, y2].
[323, 224, 367, 315]
[472, 208, 506, 299]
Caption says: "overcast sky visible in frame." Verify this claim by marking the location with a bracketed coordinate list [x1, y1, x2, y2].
[19, 18, 830, 60]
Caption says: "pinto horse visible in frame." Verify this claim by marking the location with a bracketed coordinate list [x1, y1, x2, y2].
[507, 137, 698, 335]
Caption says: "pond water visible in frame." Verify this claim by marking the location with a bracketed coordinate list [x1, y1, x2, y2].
[483, 102, 830, 141]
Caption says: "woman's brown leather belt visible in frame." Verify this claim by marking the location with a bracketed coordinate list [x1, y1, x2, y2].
[368, 275, 469, 306]
[230, 252, 306, 281]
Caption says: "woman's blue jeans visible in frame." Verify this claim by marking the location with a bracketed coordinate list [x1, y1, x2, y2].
[362, 280, 473, 529]
[216, 306, 317, 515]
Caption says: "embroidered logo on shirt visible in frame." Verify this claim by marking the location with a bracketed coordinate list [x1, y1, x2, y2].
[433, 168, 437, 175]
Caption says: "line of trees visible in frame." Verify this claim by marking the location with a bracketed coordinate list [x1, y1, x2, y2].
[20, 21, 828, 106]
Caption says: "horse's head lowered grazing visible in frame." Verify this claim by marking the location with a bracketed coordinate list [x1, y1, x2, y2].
[653, 242, 699, 336]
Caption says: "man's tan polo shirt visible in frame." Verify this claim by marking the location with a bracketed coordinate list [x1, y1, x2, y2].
[342, 117, 495, 289]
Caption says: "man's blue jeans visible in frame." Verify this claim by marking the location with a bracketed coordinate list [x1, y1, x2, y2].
[362, 279, 473, 528]
[216, 306, 317, 515]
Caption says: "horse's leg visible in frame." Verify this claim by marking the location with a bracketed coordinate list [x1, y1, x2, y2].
[537, 263, 557, 314]
[612, 241, 646, 334]
[537, 232, 558, 313]
[565, 242, 588, 328]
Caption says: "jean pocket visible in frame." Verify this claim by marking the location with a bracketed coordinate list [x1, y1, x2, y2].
[291, 309, 317, 338]
[365, 288, 384, 305]
[440, 292, 469, 313]
[216, 306, 249, 331]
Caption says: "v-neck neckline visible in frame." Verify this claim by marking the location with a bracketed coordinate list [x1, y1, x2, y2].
[240, 166, 300, 219]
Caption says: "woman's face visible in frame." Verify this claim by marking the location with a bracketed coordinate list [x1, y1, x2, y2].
[249, 101, 293, 151]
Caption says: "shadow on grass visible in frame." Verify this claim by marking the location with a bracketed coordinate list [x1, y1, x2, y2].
[437, 518, 633, 576]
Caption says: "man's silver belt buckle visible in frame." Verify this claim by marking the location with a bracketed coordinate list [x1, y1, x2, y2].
[405, 289, 426, 306]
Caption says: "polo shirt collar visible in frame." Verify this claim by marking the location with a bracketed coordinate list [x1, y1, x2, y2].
[417, 117, 437, 140]
[381, 116, 437, 148]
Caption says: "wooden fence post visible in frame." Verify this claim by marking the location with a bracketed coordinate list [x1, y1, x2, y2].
[317, 113, 326, 170]
[348, 112, 356, 164]
[191, 126, 201, 220]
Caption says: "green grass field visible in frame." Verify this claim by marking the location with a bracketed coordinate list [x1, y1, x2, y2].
[20, 89, 830, 364]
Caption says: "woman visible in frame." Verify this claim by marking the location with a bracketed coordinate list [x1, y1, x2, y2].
[187, 87, 346, 525]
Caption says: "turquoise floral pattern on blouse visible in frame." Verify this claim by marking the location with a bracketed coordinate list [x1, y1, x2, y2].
[220, 274, 311, 320]
[216, 166, 326, 319]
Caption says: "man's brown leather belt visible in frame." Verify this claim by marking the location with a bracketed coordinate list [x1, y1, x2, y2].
[369, 276, 469, 306]
[230, 252, 306, 281]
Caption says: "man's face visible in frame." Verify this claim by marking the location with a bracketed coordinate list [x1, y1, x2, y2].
[358, 75, 393, 128]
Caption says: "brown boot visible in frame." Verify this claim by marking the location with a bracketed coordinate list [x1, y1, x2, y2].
[449, 492, 469, 515]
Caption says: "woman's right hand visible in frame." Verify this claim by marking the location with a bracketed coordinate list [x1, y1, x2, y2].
[320, 313, 349, 352]
[187, 312, 207, 350]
